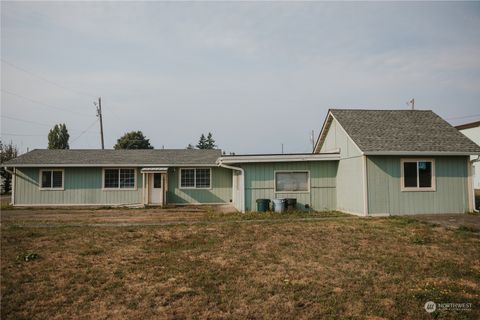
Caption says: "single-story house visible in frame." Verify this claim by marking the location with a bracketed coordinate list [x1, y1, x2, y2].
[4, 109, 480, 215]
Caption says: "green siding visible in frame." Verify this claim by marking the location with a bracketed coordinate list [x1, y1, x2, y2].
[367, 156, 469, 215]
[15, 167, 143, 205]
[166, 167, 232, 204]
[320, 118, 362, 158]
[239, 161, 337, 212]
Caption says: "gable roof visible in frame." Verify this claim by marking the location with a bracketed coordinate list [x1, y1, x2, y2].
[3, 149, 222, 167]
[315, 109, 480, 155]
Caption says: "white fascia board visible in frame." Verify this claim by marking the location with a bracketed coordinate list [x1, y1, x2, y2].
[5, 163, 217, 168]
[217, 154, 340, 164]
[364, 151, 480, 156]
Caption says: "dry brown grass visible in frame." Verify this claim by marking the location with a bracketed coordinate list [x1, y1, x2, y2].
[1, 214, 479, 319]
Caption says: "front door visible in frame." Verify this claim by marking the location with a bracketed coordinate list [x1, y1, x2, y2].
[149, 173, 163, 205]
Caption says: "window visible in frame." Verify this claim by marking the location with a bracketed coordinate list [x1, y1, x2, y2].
[180, 168, 211, 189]
[275, 171, 309, 193]
[103, 168, 136, 189]
[153, 173, 162, 188]
[401, 159, 435, 191]
[40, 169, 64, 190]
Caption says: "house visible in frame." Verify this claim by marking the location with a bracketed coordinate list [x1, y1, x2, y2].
[455, 121, 480, 190]
[4, 109, 480, 215]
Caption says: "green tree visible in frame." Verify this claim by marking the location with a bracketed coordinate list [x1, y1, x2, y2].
[196, 134, 207, 149]
[48, 123, 70, 149]
[0, 140, 18, 194]
[114, 131, 153, 149]
[186, 144, 195, 150]
[206, 132, 216, 149]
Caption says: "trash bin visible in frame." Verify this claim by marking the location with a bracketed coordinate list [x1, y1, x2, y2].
[272, 198, 286, 213]
[285, 198, 297, 211]
[256, 199, 271, 212]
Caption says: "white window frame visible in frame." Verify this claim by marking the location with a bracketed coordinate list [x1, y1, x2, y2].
[400, 158, 436, 192]
[179, 168, 212, 190]
[102, 168, 137, 191]
[39, 169, 64, 190]
[274, 170, 310, 194]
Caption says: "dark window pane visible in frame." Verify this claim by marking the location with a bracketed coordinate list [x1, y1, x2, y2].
[153, 173, 162, 188]
[52, 171, 63, 188]
[120, 169, 135, 188]
[403, 162, 417, 188]
[196, 169, 211, 188]
[104, 169, 119, 188]
[181, 169, 195, 188]
[418, 161, 432, 188]
[41, 171, 52, 188]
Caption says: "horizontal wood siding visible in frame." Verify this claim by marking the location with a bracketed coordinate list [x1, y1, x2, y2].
[239, 161, 337, 212]
[367, 156, 469, 215]
[15, 167, 142, 205]
[166, 167, 232, 204]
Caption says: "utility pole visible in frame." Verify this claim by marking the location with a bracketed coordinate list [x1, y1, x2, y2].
[95, 97, 105, 149]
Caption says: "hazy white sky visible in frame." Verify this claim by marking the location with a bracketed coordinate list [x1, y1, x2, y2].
[1, 1, 480, 154]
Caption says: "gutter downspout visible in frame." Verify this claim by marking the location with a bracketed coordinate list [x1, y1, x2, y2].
[218, 161, 245, 213]
[470, 156, 479, 213]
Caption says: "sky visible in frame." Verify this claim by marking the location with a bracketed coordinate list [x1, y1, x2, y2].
[1, 1, 480, 154]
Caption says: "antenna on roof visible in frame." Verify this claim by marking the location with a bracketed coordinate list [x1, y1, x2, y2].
[310, 130, 315, 151]
[406, 98, 415, 110]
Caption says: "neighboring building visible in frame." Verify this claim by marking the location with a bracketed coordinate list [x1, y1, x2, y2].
[4, 109, 480, 215]
[455, 121, 480, 190]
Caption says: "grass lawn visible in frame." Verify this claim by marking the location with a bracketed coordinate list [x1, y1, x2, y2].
[1, 212, 479, 319]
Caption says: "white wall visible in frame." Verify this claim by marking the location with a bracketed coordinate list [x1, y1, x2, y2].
[459, 126, 480, 189]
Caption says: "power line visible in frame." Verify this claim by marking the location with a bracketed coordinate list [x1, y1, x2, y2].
[446, 113, 480, 121]
[1, 89, 92, 117]
[1, 58, 97, 98]
[70, 119, 100, 145]
[1, 132, 45, 137]
[0, 115, 99, 133]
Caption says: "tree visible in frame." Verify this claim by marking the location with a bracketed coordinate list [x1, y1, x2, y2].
[114, 131, 153, 149]
[196, 132, 216, 149]
[0, 140, 18, 194]
[206, 132, 216, 149]
[196, 134, 207, 149]
[48, 123, 70, 149]
[186, 144, 195, 150]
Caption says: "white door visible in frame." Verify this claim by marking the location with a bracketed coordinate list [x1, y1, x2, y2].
[149, 173, 163, 204]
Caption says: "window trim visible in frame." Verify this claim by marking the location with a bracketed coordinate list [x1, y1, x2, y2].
[400, 158, 436, 192]
[179, 168, 212, 190]
[102, 168, 137, 191]
[39, 169, 64, 191]
[274, 170, 310, 194]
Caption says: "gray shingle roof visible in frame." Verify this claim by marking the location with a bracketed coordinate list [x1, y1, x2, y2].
[3, 149, 222, 166]
[329, 109, 480, 153]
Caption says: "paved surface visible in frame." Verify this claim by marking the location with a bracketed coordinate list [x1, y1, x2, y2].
[413, 213, 480, 231]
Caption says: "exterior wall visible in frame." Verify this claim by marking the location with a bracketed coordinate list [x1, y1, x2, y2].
[15, 167, 143, 205]
[319, 118, 365, 214]
[459, 126, 480, 189]
[335, 157, 365, 215]
[166, 167, 232, 204]
[238, 161, 337, 212]
[367, 156, 469, 215]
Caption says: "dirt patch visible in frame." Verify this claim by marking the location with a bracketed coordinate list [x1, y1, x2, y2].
[412, 213, 480, 232]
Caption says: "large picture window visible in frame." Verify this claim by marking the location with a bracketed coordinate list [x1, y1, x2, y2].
[103, 168, 136, 189]
[401, 159, 435, 191]
[40, 169, 64, 190]
[180, 168, 211, 189]
[275, 171, 309, 193]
